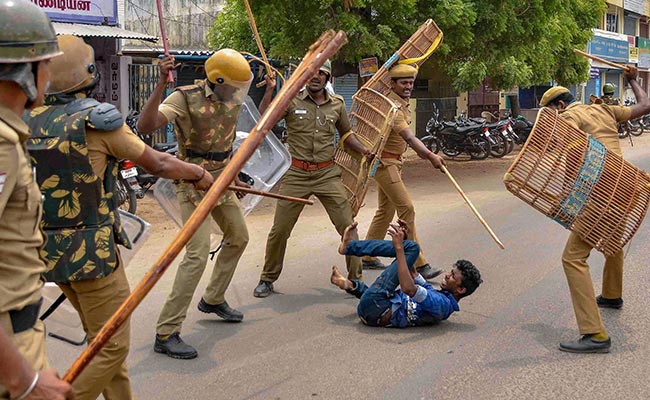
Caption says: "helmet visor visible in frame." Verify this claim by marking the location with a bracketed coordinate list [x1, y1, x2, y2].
[211, 75, 252, 106]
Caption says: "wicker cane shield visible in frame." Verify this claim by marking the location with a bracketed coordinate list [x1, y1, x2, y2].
[335, 87, 398, 215]
[363, 19, 443, 96]
[335, 19, 443, 215]
[504, 107, 650, 256]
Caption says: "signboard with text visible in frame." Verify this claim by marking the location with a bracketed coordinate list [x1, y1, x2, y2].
[589, 33, 629, 63]
[638, 37, 650, 69]
[32, 0, 117, 25]
[358, 57, 379, 78]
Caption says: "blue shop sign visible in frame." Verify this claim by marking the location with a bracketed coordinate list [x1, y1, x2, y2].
[589, 35, 629, 63]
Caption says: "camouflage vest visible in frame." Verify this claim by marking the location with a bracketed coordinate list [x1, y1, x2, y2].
[24, 97, 131, 283]
[175, 80, 241, 168]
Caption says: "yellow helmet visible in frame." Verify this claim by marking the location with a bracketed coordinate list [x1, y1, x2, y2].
[47, 35, 98, 94]
[205, 49, 252, 85]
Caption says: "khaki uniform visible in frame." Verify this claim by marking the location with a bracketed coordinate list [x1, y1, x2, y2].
[156, 82, 249, 336]
[363, 91, 428, 268]
[0, 106, 49, 399]
[260, 89, 362, 283]
[54, 125, 145, 400]
[560, 101, 630, 335]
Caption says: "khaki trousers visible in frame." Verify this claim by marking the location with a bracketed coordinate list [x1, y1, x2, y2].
[157, 190, 248, 336]
[562, 232, 624, 335]
[364, 163, 428, 267]
[58, 265, 132, 400]
[261, 165, 362, 282]
[0, 320, 49, 399]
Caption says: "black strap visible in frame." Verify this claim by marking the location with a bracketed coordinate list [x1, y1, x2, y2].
[185, 148, 232, 161]
[9, 298, 43, 334]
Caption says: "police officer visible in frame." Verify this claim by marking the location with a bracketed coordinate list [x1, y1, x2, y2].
[362, 64, 445, 279]
[137, 50, 252, 359]
[601, 82, 619, 105]
[24, 35, 213, 399]
[0, 1, 72, 399]
[539, 65, 650, 353]
[252, 60, 371, 298]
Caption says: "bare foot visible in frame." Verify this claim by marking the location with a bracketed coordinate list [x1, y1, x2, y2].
[338, 221, 359, 255]
[330, 266, 352, 291]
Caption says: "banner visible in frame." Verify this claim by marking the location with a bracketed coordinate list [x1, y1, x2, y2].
[358, 57, 379, 78]
[32, 0, 117, 25]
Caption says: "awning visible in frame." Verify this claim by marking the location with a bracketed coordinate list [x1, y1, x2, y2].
[52, 22, 158, 43]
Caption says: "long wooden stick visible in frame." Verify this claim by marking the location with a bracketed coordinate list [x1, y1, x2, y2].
[441, 165, 505, 249]
[228, 185, 313, 205]
[243, 0, 274, 88]
[63, 30, 348, 383]
[573, 49, 630, 72]
[154, 0, 174, 82]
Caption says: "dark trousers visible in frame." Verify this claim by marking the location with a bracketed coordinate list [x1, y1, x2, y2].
[344, 240, 420, 326]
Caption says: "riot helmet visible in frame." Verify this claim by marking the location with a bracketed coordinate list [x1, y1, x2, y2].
[204, 49, 253, 105]
[47, 35, 99, 95]
[603, 83, 615, 96]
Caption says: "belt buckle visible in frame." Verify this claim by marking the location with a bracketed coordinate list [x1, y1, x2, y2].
[307, 163, 318, 171]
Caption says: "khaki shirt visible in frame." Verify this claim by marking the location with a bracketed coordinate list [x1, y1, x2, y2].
[560, 102, 631, 156]
[381, 90, 411, 163]
[0, 105, 46, 314]
[86, 125, 146, 179]
[282, 89, 351, 163]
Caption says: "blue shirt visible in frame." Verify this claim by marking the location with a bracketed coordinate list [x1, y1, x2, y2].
[388, 275, 460, 328]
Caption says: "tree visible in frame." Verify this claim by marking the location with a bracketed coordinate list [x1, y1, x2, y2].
[208, 0, 606, 91]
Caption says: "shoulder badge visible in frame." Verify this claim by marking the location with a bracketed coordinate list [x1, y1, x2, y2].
[87, 102, 124, 131]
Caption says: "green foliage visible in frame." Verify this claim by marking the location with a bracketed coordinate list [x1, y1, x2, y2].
[209, 0, 606, 91]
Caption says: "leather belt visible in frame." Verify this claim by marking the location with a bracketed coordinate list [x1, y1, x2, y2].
[9, 298, 42, 334]
[381, 151, 402, 160]
[185, 148, 232, 162]
[291, 159, 334, 171]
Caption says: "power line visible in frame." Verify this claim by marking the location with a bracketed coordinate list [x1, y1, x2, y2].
[125, 0, 215, 28]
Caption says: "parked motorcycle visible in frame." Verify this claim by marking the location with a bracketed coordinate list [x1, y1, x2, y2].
[117, 159, 140, 214]
[422, 105, 490, 160]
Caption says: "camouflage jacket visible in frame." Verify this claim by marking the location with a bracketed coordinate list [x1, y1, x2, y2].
[175, 80, 241, 169]
[24, 95, 131, 283]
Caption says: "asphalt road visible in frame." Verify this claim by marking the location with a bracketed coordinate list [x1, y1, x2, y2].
[46, 135, 650, 400]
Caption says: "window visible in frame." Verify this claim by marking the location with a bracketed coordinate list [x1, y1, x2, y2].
[606, 13, 619, 32]
[624, 15, 637, 36]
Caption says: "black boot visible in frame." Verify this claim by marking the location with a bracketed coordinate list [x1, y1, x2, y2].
[559, 334, 611, 353]
[417, 264, 443, 280]
[253, 280, 274, 298]
[154, 333, 198, 359]
[596, 295, 623, 309]
[197, 299, 244, 322]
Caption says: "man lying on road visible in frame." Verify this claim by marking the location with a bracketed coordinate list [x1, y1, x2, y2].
[331, 221, 482, 328]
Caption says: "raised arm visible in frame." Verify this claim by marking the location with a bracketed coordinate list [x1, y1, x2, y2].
[626, 66, 650, 120]
[258, 74, 277, 115]
[388, 222, 418, 297]
[136, 55, 175, 134]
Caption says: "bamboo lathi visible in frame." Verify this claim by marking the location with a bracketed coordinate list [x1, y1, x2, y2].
[504, 107, 650, 256]
[154, 0, 173, 82]
[228, 185, 313, 205]
[63, 30, 348, 383]
[573, 49, 630, 72]
[442, 166, 505, 249]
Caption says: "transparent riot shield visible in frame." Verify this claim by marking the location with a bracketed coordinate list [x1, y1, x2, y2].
[154, 96, 291, 249]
